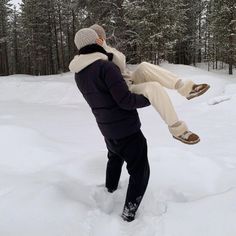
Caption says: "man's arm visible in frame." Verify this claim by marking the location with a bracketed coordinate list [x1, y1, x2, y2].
[103, 62, 150, 110]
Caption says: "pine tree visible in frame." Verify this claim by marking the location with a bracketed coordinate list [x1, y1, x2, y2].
[0, 0, 12, 75]
[8, 6, 20, 74]
[209, 0, 236, 74]
[1, 0, 234, 76]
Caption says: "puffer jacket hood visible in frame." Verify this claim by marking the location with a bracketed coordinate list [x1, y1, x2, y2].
[69, 52, 108, 73]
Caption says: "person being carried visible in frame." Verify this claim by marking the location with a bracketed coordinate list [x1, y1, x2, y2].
[89, 24, 210, 145]
[69, 28, 151, 222]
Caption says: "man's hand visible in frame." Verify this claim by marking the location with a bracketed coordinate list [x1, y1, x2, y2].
[96, 38, 104, 46]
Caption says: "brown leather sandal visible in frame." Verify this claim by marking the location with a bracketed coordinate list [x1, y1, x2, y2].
[173, 131, 200, 144]
[187, 84, 210, 100]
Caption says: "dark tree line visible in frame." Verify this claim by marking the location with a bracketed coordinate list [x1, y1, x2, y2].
[0, 0, 235, 76]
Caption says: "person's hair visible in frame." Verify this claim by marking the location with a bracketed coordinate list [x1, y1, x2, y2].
[90, 24, 106, 40]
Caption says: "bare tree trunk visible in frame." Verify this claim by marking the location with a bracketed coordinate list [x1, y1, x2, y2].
[12, 8, 20, 74]
[53, 14, 60, 73]
[1, 17, 9, 75]
[66, 26, 71, 65]
[229, 20, 234, 75]
[215, 47, 218, 69]
[3, 42, 9, 75]
[198, 8, 202, 63]
[47, 1, 54, 75]
[193, 39, 196, 66]
[204, 32, 207, 61]
[58, 3, 65, 72]
[72, 9, 77, 54]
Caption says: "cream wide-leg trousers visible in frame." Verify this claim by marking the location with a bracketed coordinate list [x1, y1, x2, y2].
[128, 62, 194, 136]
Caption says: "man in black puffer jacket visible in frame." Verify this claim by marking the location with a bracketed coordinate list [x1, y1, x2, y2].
[69, 28, 150, 222]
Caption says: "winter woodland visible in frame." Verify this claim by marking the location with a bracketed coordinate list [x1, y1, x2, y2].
[0, 0, 236, 76]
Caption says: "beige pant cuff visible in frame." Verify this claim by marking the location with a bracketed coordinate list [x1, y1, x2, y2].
[177, 80, 195, 97]
[168, 121, 188, 137]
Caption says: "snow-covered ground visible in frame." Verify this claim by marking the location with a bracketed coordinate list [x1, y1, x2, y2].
[0, 64, 236, 236]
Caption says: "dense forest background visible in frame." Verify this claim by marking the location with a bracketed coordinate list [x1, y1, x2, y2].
[0, 0, 235, 76]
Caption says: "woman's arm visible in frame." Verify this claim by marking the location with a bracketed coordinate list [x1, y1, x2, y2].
[96, 39, 127, 74]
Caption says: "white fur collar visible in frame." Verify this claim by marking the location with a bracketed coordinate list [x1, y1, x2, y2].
[69, 52, 108, 73]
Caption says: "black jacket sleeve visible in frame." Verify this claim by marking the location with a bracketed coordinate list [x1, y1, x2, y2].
[103, 62, 150, 110]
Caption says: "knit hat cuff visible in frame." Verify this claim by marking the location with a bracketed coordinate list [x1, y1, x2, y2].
[177, 80, 195, 97]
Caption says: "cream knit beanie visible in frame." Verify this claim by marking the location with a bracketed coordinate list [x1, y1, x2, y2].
[90, 24, 107, 40]
[74, 28, 99, 50]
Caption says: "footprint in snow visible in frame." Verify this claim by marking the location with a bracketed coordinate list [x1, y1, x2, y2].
[208, 95, 231, 105]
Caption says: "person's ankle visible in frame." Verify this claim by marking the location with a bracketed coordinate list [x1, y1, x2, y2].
[121, 211, 135, 222]
[175, 79, 184, 89]
[121, 204, 137, 222]
[168, 121, 188, 138]
[170, 121, 182, 128]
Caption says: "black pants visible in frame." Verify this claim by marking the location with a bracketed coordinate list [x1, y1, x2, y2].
[105, 130, 150, 216]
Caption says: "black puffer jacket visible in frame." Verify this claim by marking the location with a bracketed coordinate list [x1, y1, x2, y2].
[70, 47, 150, 139]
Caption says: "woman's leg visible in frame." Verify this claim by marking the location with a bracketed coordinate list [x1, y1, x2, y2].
[130, 82, 187, 136]
[129, 82, 200, 144]
[131, 62, 180, 88]
[131, 62, 208, 98]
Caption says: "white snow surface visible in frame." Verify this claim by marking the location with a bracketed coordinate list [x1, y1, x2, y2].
[0, 64, 236, 236]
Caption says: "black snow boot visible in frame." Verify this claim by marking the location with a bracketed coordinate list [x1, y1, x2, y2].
[121, 206, 136, 222]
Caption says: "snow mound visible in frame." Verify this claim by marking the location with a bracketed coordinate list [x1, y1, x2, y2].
[0, 73, 83, 105]
[0, 125, 64, 172]
[208, 83, 236, 105]
[224, 83, 236, 96]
